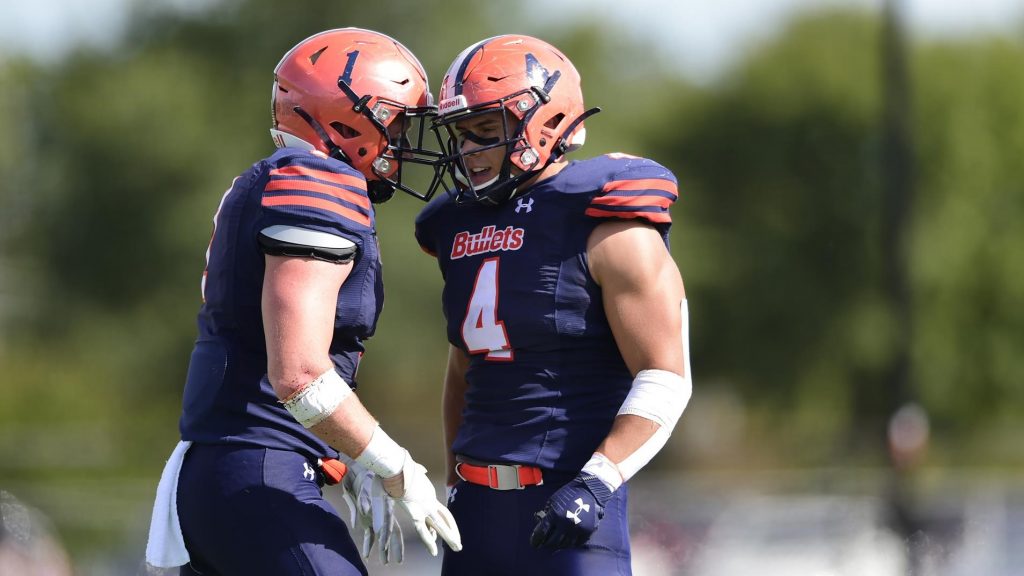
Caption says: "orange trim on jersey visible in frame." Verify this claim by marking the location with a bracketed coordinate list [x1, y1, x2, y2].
[602, 178, 678, 198]
[271, 166, 367, 193]
[584, 207, 672, 223]
[590, 194, 674, 209]
[262, 195, 372, 227]
[265, 179, 371, 210]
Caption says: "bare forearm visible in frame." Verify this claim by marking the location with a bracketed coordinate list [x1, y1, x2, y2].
[309, 394, 379, 458]
[595, 414, 661, 464]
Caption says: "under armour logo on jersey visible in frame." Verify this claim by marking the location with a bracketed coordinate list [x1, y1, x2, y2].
[447, 485, 458, 504]
[515, 197, 534, 214]
[566, 498, 590, 525]
[303, 461, 315, 481]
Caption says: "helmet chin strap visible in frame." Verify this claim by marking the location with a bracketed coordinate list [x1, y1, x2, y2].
[366, 180, 396, 204]
[550, 106, 602, 159]
[454, 169, 500, 191]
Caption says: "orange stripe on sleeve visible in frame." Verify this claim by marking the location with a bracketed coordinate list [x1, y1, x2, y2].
[590, 194, 674, 209]
[271, 166, 367, 192]
[264, 179, 371, 210]
[602, 178, 678, 198]
[262, 195, 372, 227]
[584, 207, 672, 223]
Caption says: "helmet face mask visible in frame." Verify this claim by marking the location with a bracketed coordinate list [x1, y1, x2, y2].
[335, 80, 446, 202]
[429, 35, 595, 206]
[271, 28, 444, 203]
[433, 98, 536, 205]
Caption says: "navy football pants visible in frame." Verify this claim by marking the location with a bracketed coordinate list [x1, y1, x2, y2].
[176, 443, 366, 576]
[441, 473, 632, 575]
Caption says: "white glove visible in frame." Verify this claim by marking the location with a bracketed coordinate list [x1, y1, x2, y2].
[383, 453, 463, 556]
[340, 460, 404, 564]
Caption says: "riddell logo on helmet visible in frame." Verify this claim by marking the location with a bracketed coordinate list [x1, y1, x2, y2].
[450, 225, 525, 260]
[438, 95, 468, 115]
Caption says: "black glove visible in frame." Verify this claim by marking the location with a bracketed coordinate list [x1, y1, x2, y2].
[530, 473, 613, 549]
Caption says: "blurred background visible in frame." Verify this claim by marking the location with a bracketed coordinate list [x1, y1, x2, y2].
[1, 0, 1022, 574]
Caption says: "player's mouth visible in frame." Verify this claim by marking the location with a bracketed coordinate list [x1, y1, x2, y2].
[467, 165, 493, 186]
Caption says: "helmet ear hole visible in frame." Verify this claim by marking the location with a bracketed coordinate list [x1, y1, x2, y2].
[543, 113, 564, 129]
[330, 122, 361, 139]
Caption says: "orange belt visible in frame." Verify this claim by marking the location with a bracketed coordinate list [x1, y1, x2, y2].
[455, 461, 544, 490]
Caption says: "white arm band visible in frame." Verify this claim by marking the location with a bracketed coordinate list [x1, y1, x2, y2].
[261, 225, 357, 250]
[617, 369, 690, 431]
[354, 426, 408, 478]
[281, 368, 353, 428]
[611, 299, 693, 482]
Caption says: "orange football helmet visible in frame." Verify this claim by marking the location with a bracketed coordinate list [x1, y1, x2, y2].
[431, 34, 600, 204]
[271, 28, 442, 202]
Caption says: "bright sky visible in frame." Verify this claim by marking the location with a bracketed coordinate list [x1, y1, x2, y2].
[536, 0, 1024, 80]
[2, 0, 1022, 79]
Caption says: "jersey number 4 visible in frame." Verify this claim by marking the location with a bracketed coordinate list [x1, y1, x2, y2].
[462, 257, 513, 361]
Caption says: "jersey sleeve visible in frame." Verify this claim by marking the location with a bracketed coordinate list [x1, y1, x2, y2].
[584, 156, 678, 225]
[260, 152, 374, 243]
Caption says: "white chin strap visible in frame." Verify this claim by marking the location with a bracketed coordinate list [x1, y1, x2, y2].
[454, 169, 499, 192]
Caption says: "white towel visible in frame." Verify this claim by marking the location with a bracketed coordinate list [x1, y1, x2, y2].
[145, 440, 192, 568]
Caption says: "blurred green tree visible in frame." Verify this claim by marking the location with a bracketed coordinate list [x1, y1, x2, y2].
[654, 11, 1024, 464]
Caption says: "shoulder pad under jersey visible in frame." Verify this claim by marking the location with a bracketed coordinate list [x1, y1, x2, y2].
[260, 149, 374, 237]
[583, 153, 678, 225]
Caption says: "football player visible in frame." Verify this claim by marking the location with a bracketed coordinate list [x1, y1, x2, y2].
[416, 35, 692, 575]
[145, 28, 460, 576]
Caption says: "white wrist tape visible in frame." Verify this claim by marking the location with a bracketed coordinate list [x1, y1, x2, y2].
[582, 452, 623, 492]
[355, 426, 408, 478]
[281, 368, 352, 428]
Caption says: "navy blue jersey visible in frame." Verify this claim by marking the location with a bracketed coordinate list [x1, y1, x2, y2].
[180, 147, 383, 460]
[415, 154, 678, 472]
